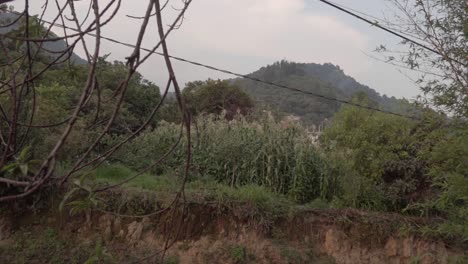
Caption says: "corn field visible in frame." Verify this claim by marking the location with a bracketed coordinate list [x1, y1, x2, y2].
[110, 115, 340, 203]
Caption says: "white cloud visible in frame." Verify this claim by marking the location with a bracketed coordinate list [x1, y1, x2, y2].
[246, 0, 305, 17]
[170, 0, 370, 74]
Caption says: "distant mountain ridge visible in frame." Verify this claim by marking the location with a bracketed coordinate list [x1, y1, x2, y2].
[234, 60, 406, 125]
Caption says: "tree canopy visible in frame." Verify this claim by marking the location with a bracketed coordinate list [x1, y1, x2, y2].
[183, 79, 254, 120]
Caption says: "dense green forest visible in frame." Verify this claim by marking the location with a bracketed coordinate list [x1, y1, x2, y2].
[0, 1, 467, 263]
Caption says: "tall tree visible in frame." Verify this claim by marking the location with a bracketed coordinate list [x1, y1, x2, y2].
[380, 0, 467, 116]
[183, 79, 254, 120]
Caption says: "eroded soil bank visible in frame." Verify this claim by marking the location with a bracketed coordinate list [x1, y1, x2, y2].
[0, 203, 465, 264]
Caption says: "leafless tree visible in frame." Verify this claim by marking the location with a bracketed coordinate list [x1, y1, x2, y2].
[0, 0, 192, 210]
[1, 0, 194, 261]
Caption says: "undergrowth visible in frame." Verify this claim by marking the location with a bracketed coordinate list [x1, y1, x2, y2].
[0, 227, 111, 264]
[86, 164, 298, 225]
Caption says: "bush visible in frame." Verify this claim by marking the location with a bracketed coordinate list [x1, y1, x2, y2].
[417, 121, 468, 244]
[321, 103, 423, 211]
[321, 102, 468, 244]
[103, 121, 185, 174]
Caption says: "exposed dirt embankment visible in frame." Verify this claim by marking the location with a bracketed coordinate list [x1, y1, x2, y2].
[0, 203, 464, 264]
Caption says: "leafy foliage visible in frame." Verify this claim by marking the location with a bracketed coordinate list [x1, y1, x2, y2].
[321, 97, 425, 211]
[0, 147, 41, 197]
[322, 99, 468, 244]
[183, 79, 254, 120]
[380, 0, 468, 116]
[417, 121, 468, 243]
[0, 58, 162, 164]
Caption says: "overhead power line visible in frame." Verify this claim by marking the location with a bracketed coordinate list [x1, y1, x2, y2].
[316, 0, 467, 67]
[327, 1, 421, 31]
[2, 11, 421, 120]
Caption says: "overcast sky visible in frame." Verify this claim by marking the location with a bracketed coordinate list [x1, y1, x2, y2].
[11, 0, 423, 100]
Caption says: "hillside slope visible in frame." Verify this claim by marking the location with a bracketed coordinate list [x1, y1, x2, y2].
[0, 11, 86, 65]
[234, 60, 405, 125]
[0, 188, 463, 264]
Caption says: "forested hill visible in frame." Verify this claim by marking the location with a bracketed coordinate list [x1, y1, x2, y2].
[0, 11, 86, 65]
[234, 60, 406, 125]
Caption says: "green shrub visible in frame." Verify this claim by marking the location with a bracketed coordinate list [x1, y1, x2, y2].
[322, 101, 468, 244]
[321, 102, 424, 212]
[228, 244, 247, 263]
[103, 122, 184, 174]
[415, 122, 468, 245]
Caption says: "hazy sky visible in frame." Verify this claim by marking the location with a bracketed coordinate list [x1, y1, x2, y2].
[11, 0, 423, 100]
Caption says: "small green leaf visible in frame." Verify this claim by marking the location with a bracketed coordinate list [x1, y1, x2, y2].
[0, 163, 17, 174]
[59, 188, 79, 213]
[19, 164, 28, 176]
